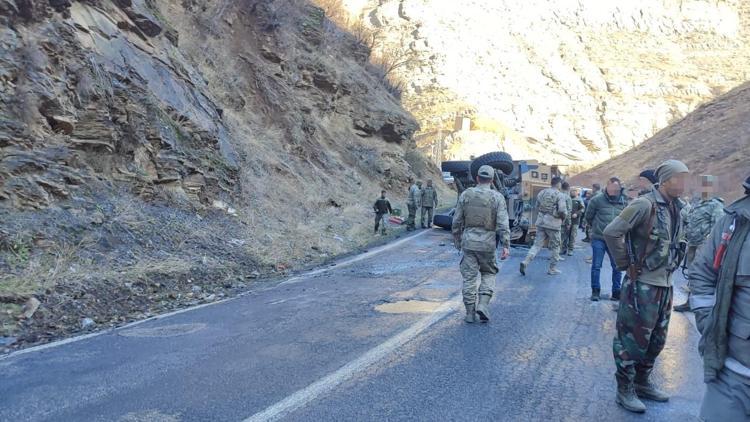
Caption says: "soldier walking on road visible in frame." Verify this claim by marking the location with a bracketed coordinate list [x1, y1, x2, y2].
[452, 165, 510, 323]
[420, 179, 438, 229]
[373, 190, 393, 235]
[690, 176, 750, 422]
[603, 160, 690, 414]
[563, 187, 585, 256]
[674, 181, 724, 312]
[585, 177, 628, 301]
[406, 180, 422, 231]
[520, 176, 568, 276]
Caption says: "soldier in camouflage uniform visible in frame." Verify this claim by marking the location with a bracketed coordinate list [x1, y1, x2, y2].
[420, 179, 438, 228]
[674, 191, 724, 312]
[690, 176, 750, 422]
[406, 180, 422, 231]
[520, 176, 568, 276]
[563, 187, 585, 256]
[603, 160, 690, 413]
[559, 182, 573, 258]
[452, 165, 510, 323]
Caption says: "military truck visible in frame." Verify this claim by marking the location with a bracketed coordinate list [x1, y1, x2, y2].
[434, 152, 566, 244]
[433, 152, 529, 244]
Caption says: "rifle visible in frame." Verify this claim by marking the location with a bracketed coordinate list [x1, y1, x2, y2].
[625, 232, 639, 282]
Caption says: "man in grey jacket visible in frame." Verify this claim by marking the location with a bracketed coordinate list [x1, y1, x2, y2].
[690, 176, 750, 421]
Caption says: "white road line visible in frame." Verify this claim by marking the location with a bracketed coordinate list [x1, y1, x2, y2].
[244, 258, 507, 422]
[0, 230, 432, 361]
[242, 296, 462, 422]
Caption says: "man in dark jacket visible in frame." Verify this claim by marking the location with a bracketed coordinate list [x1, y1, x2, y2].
[690, 176, 750, 421]
[373, 190, 393, 235]
[584, 177, 627, 301]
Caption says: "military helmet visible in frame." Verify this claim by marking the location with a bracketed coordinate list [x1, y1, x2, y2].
[477, 165, 495, 179]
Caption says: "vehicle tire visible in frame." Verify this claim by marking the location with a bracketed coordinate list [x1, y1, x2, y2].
[433, 210, 455, 230]
[470, 152, 514, 178]
[441, 161, 472, 174]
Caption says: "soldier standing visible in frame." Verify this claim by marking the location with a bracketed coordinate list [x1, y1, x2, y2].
[603, 160, 690, 413]
[406, 180, 422, 231]
[452, 165, 510, 323]
[674, 183, 725, 312]
[373, 190, 393, 235]
[563, 187, 585, 256]
[690, 176, 750, 421]
[560, 181, 573, 259]
[519, 176, 568, 276]
[420, 179, 438, 229]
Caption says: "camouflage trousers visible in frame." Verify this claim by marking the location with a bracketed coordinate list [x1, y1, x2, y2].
[460, 249, 498, 305]
[613, 276, 673, 385]
[561, 224, 577, 254]
[420, 206, 434, 228]
[523, 227, 561, 266]
[406, 204, 417, 229]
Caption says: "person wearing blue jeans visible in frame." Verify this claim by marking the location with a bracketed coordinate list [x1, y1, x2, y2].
[591, 238, 622, 301]
[584, 177, 627, 301]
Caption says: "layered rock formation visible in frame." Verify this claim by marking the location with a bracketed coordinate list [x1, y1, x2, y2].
[348, 0, 750, 165]
[0, 0, 441, 346]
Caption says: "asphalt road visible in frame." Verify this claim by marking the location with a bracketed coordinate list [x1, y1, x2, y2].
[0, 229, 704, 422]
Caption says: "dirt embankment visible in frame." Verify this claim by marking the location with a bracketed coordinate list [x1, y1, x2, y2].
[0, 0, 452, 351]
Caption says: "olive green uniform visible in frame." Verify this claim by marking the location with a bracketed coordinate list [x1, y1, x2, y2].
[420, 185, 438, 228]
[603, 189, 686, 395]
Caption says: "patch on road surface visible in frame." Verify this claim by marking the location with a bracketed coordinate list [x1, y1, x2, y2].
[119, 323, 207, 338]
[119, 410, 181, 421]
[375, 300, 444, 314]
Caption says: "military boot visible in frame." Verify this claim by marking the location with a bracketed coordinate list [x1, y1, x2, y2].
[635, 375, 669, 402]
[476, 295, 491, 323]
[464, 303, 476, 323]
[590, 288, 600, 301]
[519, 260, 528, 276]
[547, 266, 562, 275]
[673, 302, 691, 312]
[616, 382, 646, 413]
[610, 290, 620, 301]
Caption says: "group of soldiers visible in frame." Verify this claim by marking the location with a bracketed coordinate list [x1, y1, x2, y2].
[450, 160, 750, 420]
[371, 179, 438, 235]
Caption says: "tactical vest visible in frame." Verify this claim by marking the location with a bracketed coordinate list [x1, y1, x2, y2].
[686, 199, 723, 245]
[537, 189, 559, 215]
[463, 188, 497, 231]
[640, 194, 685, 273]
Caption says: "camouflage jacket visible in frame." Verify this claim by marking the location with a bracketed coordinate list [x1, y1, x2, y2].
[603, 189, 685, 287]
[452, 184, 510, 252]
[420, 186, 438, 208]
[535, 188, 568, 230]
[563, 193, 573, 227]
[407, 184, 421, 207]
[570, 197, 585, 225]
[685, 198, 725, 246]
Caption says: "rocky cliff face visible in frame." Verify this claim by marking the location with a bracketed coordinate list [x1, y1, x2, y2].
[350, 0, 750, 165]
[0, 0, 440, 346]
[571, 82, 750, 201]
